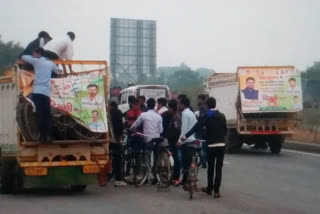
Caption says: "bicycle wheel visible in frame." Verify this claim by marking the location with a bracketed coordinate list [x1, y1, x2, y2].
[155, 152, 171, 188]
[122, 149, 135, 184]
[134, 153, 149, 187]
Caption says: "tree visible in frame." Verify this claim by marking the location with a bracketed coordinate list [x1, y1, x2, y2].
[0, 35, 24, 75]
[302, 61, 320, 103]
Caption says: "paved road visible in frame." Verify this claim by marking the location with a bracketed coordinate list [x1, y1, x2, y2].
[1, 148, 320, 214]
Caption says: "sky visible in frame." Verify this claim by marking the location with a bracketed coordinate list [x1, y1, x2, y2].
[1, 0, 319, 73]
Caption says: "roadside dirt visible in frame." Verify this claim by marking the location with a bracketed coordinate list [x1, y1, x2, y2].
[289, 128, 320, 144]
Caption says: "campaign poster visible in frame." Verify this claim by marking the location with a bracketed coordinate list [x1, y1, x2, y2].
[50, 71, 108, 132]
[238, 67, 303, 113]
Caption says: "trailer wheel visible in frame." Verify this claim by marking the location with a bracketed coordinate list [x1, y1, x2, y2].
[226, 129, 242, 153]
[1, 160, 23, 194]
[269, 136, 284, 154]
[71, 185, 87, 192]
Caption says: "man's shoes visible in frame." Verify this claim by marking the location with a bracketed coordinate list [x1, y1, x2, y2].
[213, 192, 221, 198]
[201, 187, 212, 195]
[202, 164, 207, 169]
[114, 180, 127, 187]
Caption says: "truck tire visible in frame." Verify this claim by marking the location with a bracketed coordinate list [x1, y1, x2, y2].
[71, 185, 87, 192]
[226, 129, 242, 153]
[1, 159, 23, 194]
[269, 136, 284, 154]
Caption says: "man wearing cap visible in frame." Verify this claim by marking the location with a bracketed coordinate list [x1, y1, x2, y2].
[19, 31, 52, 58]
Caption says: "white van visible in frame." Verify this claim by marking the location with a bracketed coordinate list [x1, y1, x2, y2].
[118, 85, 170, 113]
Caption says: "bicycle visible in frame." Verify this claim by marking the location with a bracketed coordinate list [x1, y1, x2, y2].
[182, 139, 205, 200]
[131, 132, 174, 190]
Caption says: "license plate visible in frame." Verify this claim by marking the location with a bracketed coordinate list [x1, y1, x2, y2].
[24, 167, 47, 176]
[83, 165, 101, 174]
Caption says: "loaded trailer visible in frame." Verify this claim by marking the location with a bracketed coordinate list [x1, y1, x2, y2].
[205, 66, 302, 154]
[0, 60, 112, 193]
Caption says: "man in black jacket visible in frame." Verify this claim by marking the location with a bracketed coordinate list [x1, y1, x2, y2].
[182, 97, 227, 198]
[161, 99, 181, 185]
[109, 101, 126, 187]
[19, 31, 52, 58]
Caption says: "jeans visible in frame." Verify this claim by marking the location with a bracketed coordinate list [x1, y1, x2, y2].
[201, 141, 208, 165]
[110, 143, 122, 181]
[31, 93, 52, 141]
[207, 146, 225, 193]
[181, 144, 194, 184]
[169, 145, 180, 180]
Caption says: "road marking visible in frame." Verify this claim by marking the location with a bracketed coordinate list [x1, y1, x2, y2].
[283, 149, 320, 158]
[223, 161, 230, 164]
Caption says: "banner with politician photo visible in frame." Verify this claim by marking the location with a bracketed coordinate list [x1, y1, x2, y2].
[238, 67, 303, 113]
[50, 71, 108, 133]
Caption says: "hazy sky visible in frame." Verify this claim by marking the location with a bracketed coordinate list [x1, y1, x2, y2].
[1, 0, 319, 72]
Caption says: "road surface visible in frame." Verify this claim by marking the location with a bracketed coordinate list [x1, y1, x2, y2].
[1, 148, 319, 214]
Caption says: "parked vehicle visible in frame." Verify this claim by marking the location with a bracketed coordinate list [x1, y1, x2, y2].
[118, 85, 170, 113]
[205, 66, 303, 154]
[0, 60, 111, 193]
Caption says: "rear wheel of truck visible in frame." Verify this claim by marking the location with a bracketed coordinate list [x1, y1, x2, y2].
[226, 129, 242, 153]
[268, 136, 284, 154]
[1, 159, 23, 194]
[71, 185, 87, 192]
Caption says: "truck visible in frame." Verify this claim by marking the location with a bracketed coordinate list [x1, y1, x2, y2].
[0, 60, 112, 193]
[205, 66, 302, 154]
[118, 85, 170, 113]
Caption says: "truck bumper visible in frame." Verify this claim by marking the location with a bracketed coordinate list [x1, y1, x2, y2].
[23, 166, 97, 188]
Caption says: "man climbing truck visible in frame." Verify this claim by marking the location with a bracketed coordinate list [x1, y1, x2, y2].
[0, 60, 111, 193]
[205, 66, 303, 154]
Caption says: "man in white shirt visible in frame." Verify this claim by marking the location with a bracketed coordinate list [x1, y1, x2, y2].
[130, 98, 163, 143]
[157, 97, 168, 115]
[177, 96, 197, 186]
[44, 32, 75, 73]
[44, 32, 75, 60]
[130, 98, 163, 174]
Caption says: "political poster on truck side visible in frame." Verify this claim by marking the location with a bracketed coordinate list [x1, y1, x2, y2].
[238, 67, 303, 113]
[50, 70, 108, 133]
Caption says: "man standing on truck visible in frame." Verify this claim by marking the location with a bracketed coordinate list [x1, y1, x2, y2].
[241, 77, 259, 100]
[181, 97, 227, 198]
[19, 31, 52, 58]
[43, 32, 75, 60]
[22, 48, 60, 143]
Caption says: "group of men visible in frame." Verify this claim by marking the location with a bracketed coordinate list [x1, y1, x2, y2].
[19, 31, 76, 143]
[110, 94, 227, 199]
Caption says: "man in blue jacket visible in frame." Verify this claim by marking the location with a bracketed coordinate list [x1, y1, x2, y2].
[182, 97, 227, 198]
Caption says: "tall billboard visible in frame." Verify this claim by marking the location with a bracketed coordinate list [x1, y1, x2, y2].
[110, 18, 156, 84]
